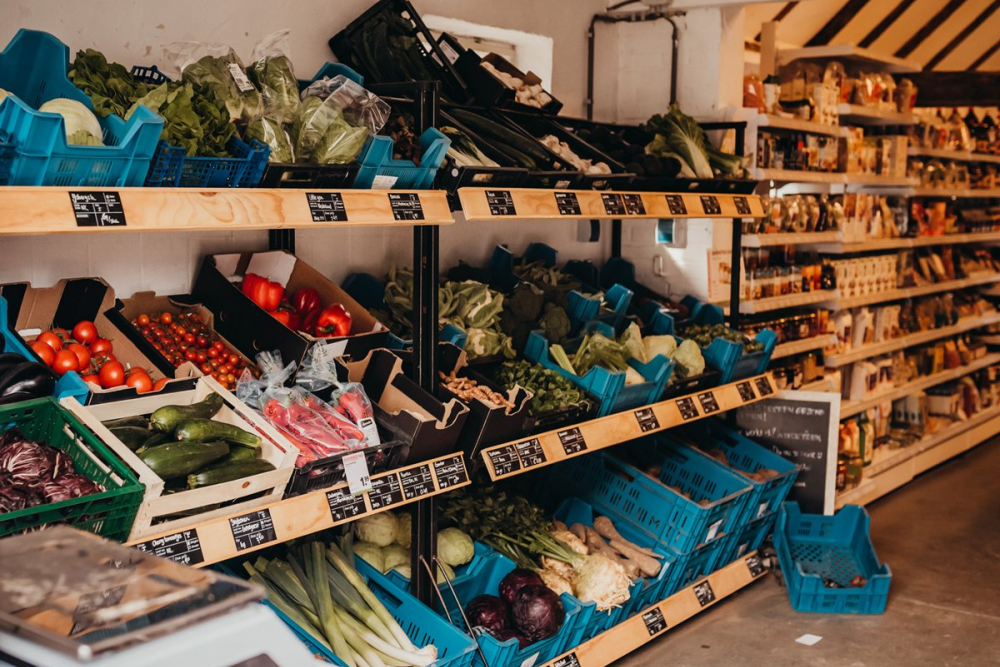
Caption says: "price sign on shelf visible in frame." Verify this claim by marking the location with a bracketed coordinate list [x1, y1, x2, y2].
[343, 451, 372, 495]
[388, 193, 425, 221]
[554, 192, 582, 216]
[754, 376, 774, 397]
[485, 190, 517, 216]
[697, 391, 720, 414]
[327, 487, 366, 522]
[433, 455, 468, 489]
[665, 195, 687, 216]
[634, 407, 660, 432]
[487, 445, 521, 477]
[693, 580, 716, 607]
[552, 653, 581, 667]
[368, 473, 404, 510]
[557, 427, 587, 456]
[70, 192, 127, 227]
[700, 195, 722, 215]
[306, 192, 348, 222]
[734, 196, 752, 216]
[229, 509, 277, 552]
[746, 554, 766, 578]
[515, 438, 547, 468]
[736, 381, 757, 402]
[601, 193, 626, 216]
[623, 194, 646, 215]
[676, 397, 699, 421]
[133, 529, 204, 566]
[400, 464, 435, 500]
[642, 607, 667, 636]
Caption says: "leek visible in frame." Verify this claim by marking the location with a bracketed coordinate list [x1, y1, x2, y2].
[309, 542, 355, 667]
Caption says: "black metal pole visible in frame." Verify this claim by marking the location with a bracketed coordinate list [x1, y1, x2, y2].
[268, 229, 295, 253]
[611, 218, 622, 258]
[729, 217, 742, 329]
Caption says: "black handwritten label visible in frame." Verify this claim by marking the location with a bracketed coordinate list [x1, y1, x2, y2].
[746, 554, 766, 577]
[700, 195, 721, 215]
[754, 376, 774, 396]
[553, 653, 581, 667]
[554, 192, 582, 215]
[665, 195, 687, 215]
[487, 445, 521, 477]
[634, 407, 660, 432]
[70, 192, 127, 227]
[388, 193, 424, 221]
[601, 193, 626, 216]
[693, 580, 716, 607]
[737, 381, 757, 402]
[433, 455, 468, 489]
[557, 427, 587, 456]
[400, 464, 435, 500]
[368, 473, 404, 510]
[698, 391, 720, 414]
[229, 509, 277, 552]
[734, 196, 751, 215]
[133, 529, 204, 566]
[485, 190, 516, 216]
[327, 487, 366, 522]
[306, 192, 348, 222]
[623, 194, 646, 215]
[676, 397, 699, 420]
[515, 438, 546, 468]
[642, 607, 667, 636]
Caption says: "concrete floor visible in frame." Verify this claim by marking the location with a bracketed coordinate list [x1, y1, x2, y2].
[618, 439, 1000, 667]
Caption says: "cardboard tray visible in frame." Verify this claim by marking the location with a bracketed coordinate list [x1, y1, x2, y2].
[453, 47, 563, 115]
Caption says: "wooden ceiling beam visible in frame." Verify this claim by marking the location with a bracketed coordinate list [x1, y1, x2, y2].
[859, 0, 917, 48]
[806, 0, 873, 46]
[925, 0, 1000, 69]
[895, 0, 969, 58]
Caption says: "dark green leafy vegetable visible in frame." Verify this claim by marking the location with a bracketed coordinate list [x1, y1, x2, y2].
[249, 54, 300, 125]
[643, 105, 747, 179]
[127, 82, 234, 157]
[679, 323, 763, 352]
[290, 96, 368, 164]
[179, 51, 263, 123]
[494, 360, 589, 416]
[69, 49, 150, 118]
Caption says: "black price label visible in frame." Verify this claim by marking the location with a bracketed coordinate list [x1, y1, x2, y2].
[133, 529, 204, 566]
[388, 193, 425, 221]
[700, 195, 721, 215]
[746, 554, 766, 577]
[515, 438, 547, 468]
[601, 193, 626, 216]
[734, 196, 751, 215]
[676, 397, 699, 420]
[554, 192, 582, 215]
[306, 192, 348, 222]
[642, 607, 667, 636]
[557, 427, 587, 456]
[553, 653, 581, 667]
[623, 194, 646, 215]
[327, 487, 366, 522]
[665, 195, 687, 216]
[698, 391, 720, 414]
[693, 581, 716, 607]
[634, 407, 660, 432]
[487, 445, 521, 477]
[368, 473, 404, 510]
[70, 192, 127, 227]
[229, 509, 277, 552]
[433, 455, 468, 489]
[485, 190, 517, 216]
[736, 381, 756, 402]
[400, 464, 435, 500]
[754, 376, 774, 396]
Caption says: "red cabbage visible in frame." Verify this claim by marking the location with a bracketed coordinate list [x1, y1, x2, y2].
[0, 439, 52, 488]
[511, 584, 564, 642]
[0, 429, 103, 515]
[499, 568, 544, 606]
[464, 594, 510, 637]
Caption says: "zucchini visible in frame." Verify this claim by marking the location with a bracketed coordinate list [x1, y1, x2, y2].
[139, 440, 230, 480]
[449, 109, 547, 166]
[175, 419, 261, 450]
[187, 459, 277, 489]
[109, 426, 154, 451]
[151, 393, 224, 433]
[102, 415, 149, 430]
[221, 445, 258, 463]
[136, 431, 171, 455]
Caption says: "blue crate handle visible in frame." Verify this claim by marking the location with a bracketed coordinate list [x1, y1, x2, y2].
[299, 62, 364, 88]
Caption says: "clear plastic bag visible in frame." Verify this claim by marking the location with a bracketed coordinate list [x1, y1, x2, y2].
[249, 29, 301, 126]
[245, 117, 294, 162]
[164, 41, 264, 123]
[290, 76, 390, 164]
[296, 345, 381, 447]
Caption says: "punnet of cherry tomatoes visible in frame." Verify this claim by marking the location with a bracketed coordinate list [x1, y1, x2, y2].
[132, 311, 252, 390]
[242, 274, 352, 338]
[28, 320, 164, 393]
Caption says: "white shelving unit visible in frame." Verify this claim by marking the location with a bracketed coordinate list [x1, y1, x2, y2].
[777, 44, 922, 74]
[806, 230, 1000, 253]
[742, 230, 841, 247]
[836, 104, 920, 126]
[771, 334, 836, 360]
[821, 273, 1000, 310]
[908, 147, 1000, 165]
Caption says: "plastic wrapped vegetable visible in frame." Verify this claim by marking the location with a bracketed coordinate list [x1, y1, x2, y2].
[248, 29, 300, 125]
[291, 75, 390, 164]
[165, 41, 264, 123]
[295, 345, 381, 448]
[246, 117, 295, 162]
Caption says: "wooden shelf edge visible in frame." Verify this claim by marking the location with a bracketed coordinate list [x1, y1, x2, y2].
[772, 334, 836, 360]
[739, 290, 837, 314]
[826, 273, 1000, 310]
[743, 231, 842, 247]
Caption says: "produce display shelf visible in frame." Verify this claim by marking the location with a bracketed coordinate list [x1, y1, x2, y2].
[456, 188, 765, 221]
[839, 352, 1000, 418]
[808, 230, 1000, 253]
[835, 404, 1000, 508]
[0, 187, 455, 235]
[742, 230, 841, 247]
[539, 552, 769, 667]
[753, 169, 845, 185]
[479, 373, 778, 481]
[907, 147, 1000, 164]
[822, 273, 1000, 310]
[981, 286, 1000, 297]
[736, 290, 837, 314]
[910, 187, 1000, 198]
[752, 114, 848, 137]
[123, 452, 470, 568]
[778, 44, 922, 73]
[824, 312, 1000, 368]
[771, 334, 837, 360]
[836, 104, 920, 126]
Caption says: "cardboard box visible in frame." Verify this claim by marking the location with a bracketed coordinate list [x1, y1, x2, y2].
[0, 278, 197, 404]
[192, 251, 389, 367]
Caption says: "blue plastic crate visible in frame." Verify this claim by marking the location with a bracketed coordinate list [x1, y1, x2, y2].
[0, 30, 163, 187]
[355, 130, 450, 190]
[567, 283, 633, 332]
[0, 296, 87, 403]
[774, 502, 892, 614]
[381, 542, 493, 594]
[719, 512, 776, 565]
[670, 534, 729, 595]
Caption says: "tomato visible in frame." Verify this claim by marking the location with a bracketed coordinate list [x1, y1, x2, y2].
[81, 373, 101, 386]
[153, 377, 169, 392]
[153, 342, 163, 351]
[210, 359, 220, 369]
[30, 340, 55, 365]
[72, 321, 98, 345]
[207, 347, 219, 359]
[200, 362, 214, 374]
[221, 363, 234, 374]
[212, 341, 226, 351]
[228, 354, 240, 366]
[185, 349, 198, 362]
[174, 326, 186, 337]
[91, 338, 113, 355]
[137, 314, 151, 327]
[52, 349, 79, 376]
[67, 343, 91, 368]
[159, 312, 173, 325]
[196, 352, 207, 364]
[99, 361, 126, 388]
[184, 333, 196, 345]
[36, 331, 63, 351]
[126, 370, 154, 394]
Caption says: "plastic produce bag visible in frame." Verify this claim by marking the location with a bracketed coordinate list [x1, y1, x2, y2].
[291, 75, 390, 164]
[164, 41, 264, 123]
[245, 117, 294, 162]
[248, 29, 300, 125]
[296, 345, 381, 447]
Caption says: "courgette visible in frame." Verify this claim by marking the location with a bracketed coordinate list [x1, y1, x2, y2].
[221, 445, 258, 463]
[449, 109, 547, 166]
[139, 440, 230, 480]
[109, 426, 154, 451]
[136, 431, 171, 455]
[175, 418, 261, 450]
[150, 393, 224, 433]
[187, 459, 277, 488]
[102, 415, 149, 430]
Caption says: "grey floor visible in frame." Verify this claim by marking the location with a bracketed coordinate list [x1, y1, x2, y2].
[618, 439, 1000, 667]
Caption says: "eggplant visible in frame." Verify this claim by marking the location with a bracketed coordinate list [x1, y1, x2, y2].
[0, 353, 28, 368]
[0, 362, 55, 400]
[0, 391, 43, 405]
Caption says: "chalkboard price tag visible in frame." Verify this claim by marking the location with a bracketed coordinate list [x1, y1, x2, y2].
[388, 193, 425, 221]
[623, 194, 646, 215]
[553, 653, 581, 667]
[601, 193, 626, 216]
[327, 487, 366, 522]
[555, 192, 582, 215]
[736, 381, 756, 402]
[485, 190, 517, 216]
[700, 195, 721, 215]
[665, 195, 687, 215]
[306, 192, 348, 222]
[433, 455, 468, 489]
[754, 376, 774, 396]
[697, 391, 720, 414]
[746, 554, 766, 577]
[734, 196, 751, 215]
[487, 445, 521, 477]
[400, 464, 435, 500]
[230, 509, 277, 552]
[641, 607, 667, 636]
[557, 427, 587, 456]
[368, 473, 404, 510]
[693, 581, 716, 607]
[70, 192, 127, 227]
[676, 397, 699, 421]
[515, 438, 546, 468]
[133, 529, 204, 566]
[634, 407, 660, 432]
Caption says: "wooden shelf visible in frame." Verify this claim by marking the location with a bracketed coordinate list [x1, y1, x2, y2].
[981, 334, 1000, 344]
[836, 405, 1000, 508]
[738, 290, 837, 314]
[742, 230, 841, 247]
[846, 173, 919, 187]
[772, 334, 836, 360]
[809, 230, 1000, 253]
[540, 552, 768, 667]
[908, 147, 1000, 165]
[124, 452, 470, 567]
[753, 169, 844, 184]
[778, 44, 922, 73]
[824, 313, 1000, 367]
[479, 374, 777, 481]
[839, 353, 1000, 418]
[823, 273, 1000, 310]
[798, 375, 839, 392]
[836, 104, 919, 126]
[456, 188, 765, 221]
[752, 113, 847, 137]
[910, 187, 1000, 198]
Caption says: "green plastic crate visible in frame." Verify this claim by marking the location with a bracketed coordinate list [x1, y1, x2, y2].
[0, 398, 143, 540]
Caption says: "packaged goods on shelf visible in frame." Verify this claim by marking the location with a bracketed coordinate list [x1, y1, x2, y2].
[743, 247, 834, 302]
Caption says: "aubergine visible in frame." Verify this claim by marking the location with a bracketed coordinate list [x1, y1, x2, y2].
[0, 391, 43, 405]
[0, 362, 55, 399]
[0, 353, 28, 368]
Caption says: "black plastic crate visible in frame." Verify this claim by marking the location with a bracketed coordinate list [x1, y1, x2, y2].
[286, 438, 407, 496]
[436, 108, 528, 194]
[258, 161, 360, 189]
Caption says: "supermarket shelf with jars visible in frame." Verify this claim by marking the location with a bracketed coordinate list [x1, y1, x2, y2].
[907, 147, 1000, 165]
[806, 230, 1000, 254]
[910, 187, 1000, 199]
[735, 290, 837, 315]
[821, 273, 1000, 310]
[747, 112, 848, 137]
[777, 44, 922, 74]
[835, 104, 920, 126]
[771, 334, 837, 360]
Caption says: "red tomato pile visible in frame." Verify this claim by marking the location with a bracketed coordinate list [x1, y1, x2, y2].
[132, 311, 250, 390]
[242, 274, 352, 338]
[29, 320, 161, 392]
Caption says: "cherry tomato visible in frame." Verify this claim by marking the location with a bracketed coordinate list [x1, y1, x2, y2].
[72, 321, 98, 345]
[185, 349, 198, 362]
[51, 327, 71, 339]
[137, 314, 151, 327]
[210, 359, 220, 369]
[160, 312, 173, 325]
[36, 331, 63, 351]
[52, 349, 79, 376]
[91, 338, 113, 356]
[184, 333, 195, 345]
[212, 341, 226, 351]
[153, 377, 169, 392]
[173, 326, 186, 337]
[221, 363, 234, 374]
[99, 361, 126, 389]
[196, 336, 209, 348]
[126, 370, 154, 394]
[200, 362, 213, 374]
[81, 373, 101, 386]
[207, 348, 219, 359]
[153, 342, 163, 351]
[195, 352, 206, 364]
[30, 340, 55, 365]
[227, 354, 240, 365]
[67, 343, 91, 369]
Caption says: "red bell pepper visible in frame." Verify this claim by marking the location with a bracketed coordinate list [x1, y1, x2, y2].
[301, 307, 321, 335]
[270, 309, 300, 330]
[242, 273, 263, 298]
[315, 303, 352, 338]
[292, 288, 322, 316]
[248, 275, 285, 312]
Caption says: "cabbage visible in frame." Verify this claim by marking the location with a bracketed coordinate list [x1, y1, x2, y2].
[672, 339, 706, 377]
[353, 540, 385, 572]
[39, 99, 104, 146]
[511, 584, 564, 642]
[499, 568, 544, 605]
[395, 511, 411, 548]
[438, 527, 474, 567]
[465, 595, 511, 637]
[246, 117, 294, 163]
[382, 543, 409, 572]
[354, 511, 398, 547]
[620, 323, 646, 363]
[643, 335, 677, 360]
[391, 563, 411, 579]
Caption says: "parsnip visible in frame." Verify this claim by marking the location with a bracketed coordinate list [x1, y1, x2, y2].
[581, 525, 639, 579]
[593, 516, 661, 559]
[608, 538, 661, 577]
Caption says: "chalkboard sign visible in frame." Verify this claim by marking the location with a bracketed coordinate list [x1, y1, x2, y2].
[735, 391, 840, 515]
